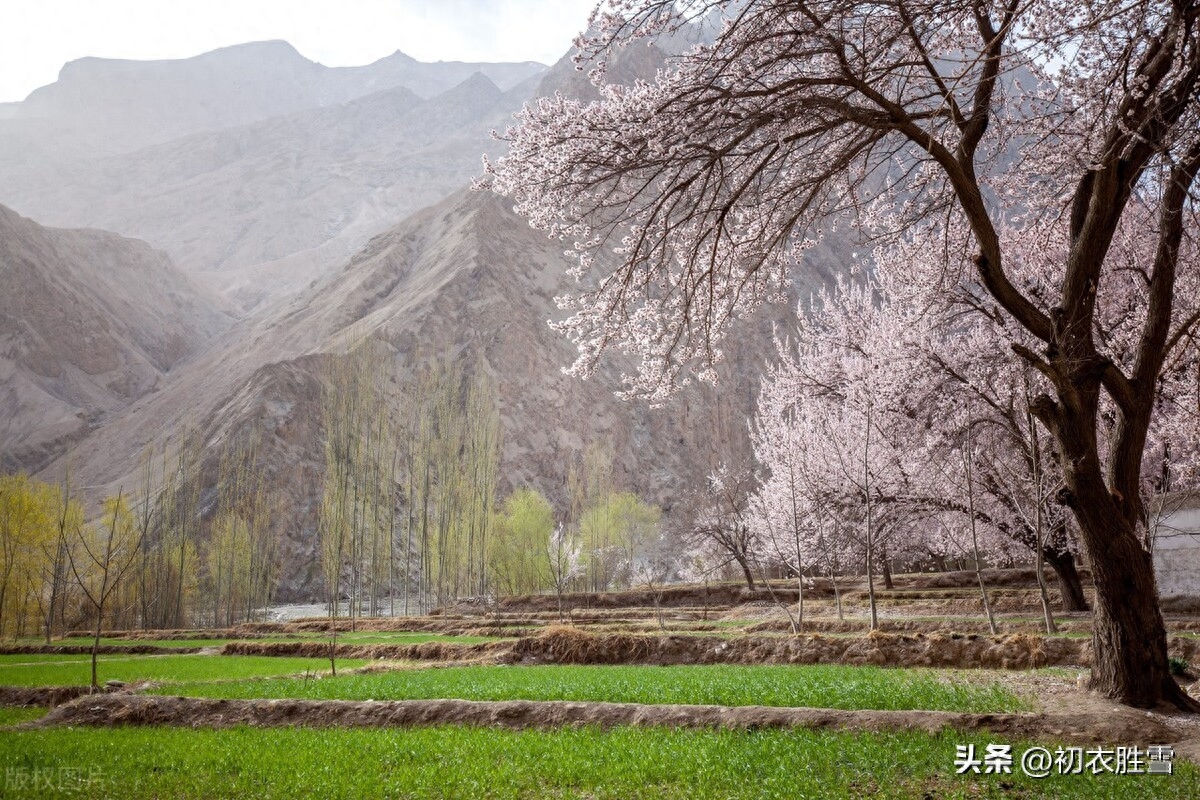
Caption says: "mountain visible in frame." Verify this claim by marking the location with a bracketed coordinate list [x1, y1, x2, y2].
[0, 205, 232, 471]
[9, 41, 545, 154]
[10, 34, 842, 603]
[34, 187, 835, 600]
[1, 70, 535, 311]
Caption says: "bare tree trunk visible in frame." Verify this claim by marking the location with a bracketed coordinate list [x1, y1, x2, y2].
[1074, 495, 1190, 708]
[1043, 546, 1088, 612]
[964, 411, 999, 635]
[796, 572, 804, 633]
[864, 402, 878, 632]
[1036, 374, 1200, 710]
[1029, 413, 1058, 634]
[736, 557, 756, 590]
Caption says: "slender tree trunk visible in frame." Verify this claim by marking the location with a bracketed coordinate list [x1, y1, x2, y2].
[964, 413, 998, 636]
[1035, 552, 1058, 634]
[831, 568, 843, 621]
[1028, 414, 1058, 634]
[796, 572, 804, 633]
[91, 610, 103, 691]
[864, 402, 878, 632]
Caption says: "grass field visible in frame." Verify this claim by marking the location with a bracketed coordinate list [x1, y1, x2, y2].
[0, 654, 365, 687]
[0, 582, 1190, 798]
[159, 663, 1031, 713]
[0, 707, 47, 727]
[0, 725, 1189, 799]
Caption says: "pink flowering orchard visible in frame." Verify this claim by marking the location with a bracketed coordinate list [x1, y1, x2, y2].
[486, 1, 1200, 709]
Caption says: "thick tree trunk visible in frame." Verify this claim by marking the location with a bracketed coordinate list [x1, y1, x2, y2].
[1057, 442, 1198, 710]
[1079, 513, 1192, 708]
[1042, 545, 1089, 612]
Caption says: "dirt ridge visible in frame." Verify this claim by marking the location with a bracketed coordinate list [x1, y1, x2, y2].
[0, 644, 202, 656]
[0, 686, 95, 708]
[28, 693, 1188, 748]
[215, 628, 1200, 669]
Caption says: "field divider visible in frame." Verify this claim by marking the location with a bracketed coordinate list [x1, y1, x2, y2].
[217, 629, 1200, 669]
[0, 644, 201, 656]
[25, 692, 1188, 747]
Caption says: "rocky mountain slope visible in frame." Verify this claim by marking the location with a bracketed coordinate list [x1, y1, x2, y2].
[0, 205, 231, 471]
[34, 186, 836, 600]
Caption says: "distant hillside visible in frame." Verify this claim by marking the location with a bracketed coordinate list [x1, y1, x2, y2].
[0, 205, 232, 471]
[1, 70, 536, 311]
[10, 41, 544, 153]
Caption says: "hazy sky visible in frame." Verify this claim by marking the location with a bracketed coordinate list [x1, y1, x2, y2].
[0, 0, 599, 102]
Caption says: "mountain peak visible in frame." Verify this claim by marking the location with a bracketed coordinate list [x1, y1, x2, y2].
[199, 40, 309, 62]
[442, 70, 503, 99]
[55, 40, 309, 81]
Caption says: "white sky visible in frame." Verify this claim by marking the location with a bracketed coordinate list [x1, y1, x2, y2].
[0, 0, 600, 103]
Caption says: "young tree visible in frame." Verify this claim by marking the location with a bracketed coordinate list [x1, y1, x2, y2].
[38, 471, 82, 642]
[685, 462, 760, 589]
[547, 524, 585, 620]
[488, 1, 1200, 708]
[489, 488, 555, 597]
[629, 525, 673, 630]
[67, 491, 142, 690]
[677, 539, 728, 620]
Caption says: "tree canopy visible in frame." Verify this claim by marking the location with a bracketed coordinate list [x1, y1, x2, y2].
[488, 0, 1200, 709]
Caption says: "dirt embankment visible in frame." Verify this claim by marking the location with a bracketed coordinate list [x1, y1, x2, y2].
[0, 644, 201, 656]
[743, 618, 1092, 636]
[513, 627, 1200, 669]
[505, 627, 1088, 669]
[0, 686, 95, 707]
[27, 692, 1187, 748]
[474, 569, 1093, 614]
[14, 626, 1200, 669]
[219, 639, 506, 662]
[219, 626, 1149, 670]
[231, 618, 539, 638]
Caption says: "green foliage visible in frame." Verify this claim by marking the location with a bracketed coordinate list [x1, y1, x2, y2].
[0, 707, 47, 726]
[0, 474, 78, 639]
[1169, 656, 1191, 676]
[160, 663, 1029, 713]
[399, 357, 501, 610]
[489, 488, 554, 596]
[580, 492, 662, 591]
[0, 726, 1191, 799]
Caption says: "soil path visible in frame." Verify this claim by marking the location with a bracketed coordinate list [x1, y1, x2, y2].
[26, 693, 1195, 749]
